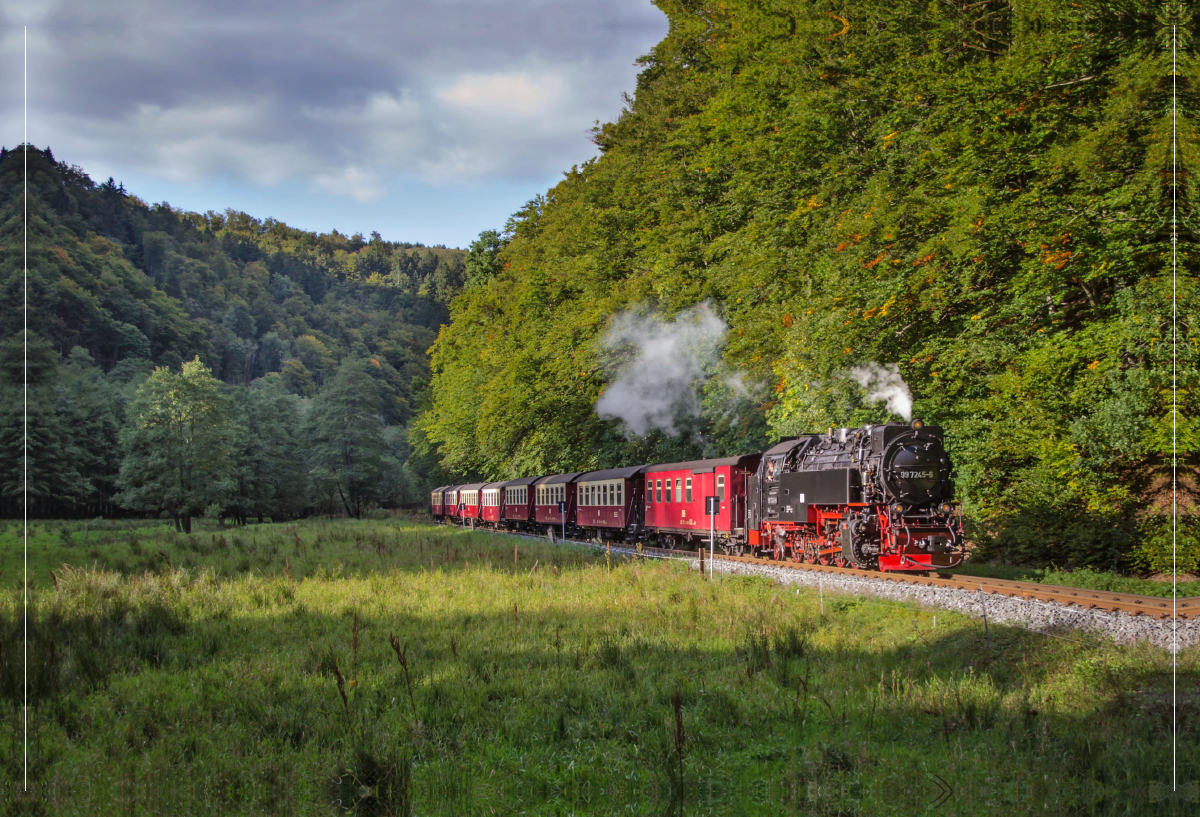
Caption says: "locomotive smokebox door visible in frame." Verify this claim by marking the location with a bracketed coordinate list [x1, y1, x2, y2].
[881, 429, 951, 505]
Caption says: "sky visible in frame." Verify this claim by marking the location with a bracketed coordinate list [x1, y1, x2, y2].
[0, 0, 668, 247]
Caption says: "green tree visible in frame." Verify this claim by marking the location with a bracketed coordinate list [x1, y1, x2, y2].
[464, 229, 507, 288]
[56, 346, 122, 515]
[304, 359, 394, 518]
[0, 332, 89, 515]
[226, 374, 307, 523]
[117, 357, 234, 532]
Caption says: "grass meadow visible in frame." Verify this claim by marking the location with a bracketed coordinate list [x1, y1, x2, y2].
[0, 518, 1195, 815]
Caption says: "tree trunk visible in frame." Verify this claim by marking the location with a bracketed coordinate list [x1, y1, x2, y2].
[337, 485, 354, 519]
[174, 516, 182, 533]
[182, 514, 192, 534]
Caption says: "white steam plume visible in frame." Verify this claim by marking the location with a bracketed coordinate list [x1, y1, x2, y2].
[595, 303, 728, 437]
[850, 362, 913, 421]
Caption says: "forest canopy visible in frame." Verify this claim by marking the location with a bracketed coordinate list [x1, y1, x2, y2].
[0, 146, 465, 521]
[420, 0, 1197, 571]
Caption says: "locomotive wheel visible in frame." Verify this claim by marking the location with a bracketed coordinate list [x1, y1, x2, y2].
[817, 556, 830, 566]
[772, 542, 784, 561]
[833, 555, 848, 568]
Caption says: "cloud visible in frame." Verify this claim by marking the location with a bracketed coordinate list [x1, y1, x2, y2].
[2, 0, 667, 201]
[313, 165, 386, 204]
[438, 73, 565, 116]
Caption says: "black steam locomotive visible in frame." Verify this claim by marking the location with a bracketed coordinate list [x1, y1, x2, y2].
[746, 421, 963, 571]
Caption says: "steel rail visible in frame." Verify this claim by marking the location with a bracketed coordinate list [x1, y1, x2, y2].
[708, 552, 1198, 620]
[437, 521, 1199, 620]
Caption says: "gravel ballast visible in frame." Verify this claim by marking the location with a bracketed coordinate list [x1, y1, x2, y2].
[547, 537, 1197, 652]
[691, 556, 1198, 653]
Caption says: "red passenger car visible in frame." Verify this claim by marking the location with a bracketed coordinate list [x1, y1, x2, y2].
[457, 482, 486, 526]
[480, 481, 508, 526]
[643, 454, 761, 549]
[576, 465, 646, 541]
[430, 486, 447, 518]
[502, 476, 540, 531]
[442, 485, 462, 521]
[534, 472, 582, 535]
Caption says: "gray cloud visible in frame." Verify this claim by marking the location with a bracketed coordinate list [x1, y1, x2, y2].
[2, 0, 666, 201]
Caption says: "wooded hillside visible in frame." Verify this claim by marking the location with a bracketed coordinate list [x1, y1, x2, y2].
[422, 0, 1197, 571]
[0, 147, 464, 520]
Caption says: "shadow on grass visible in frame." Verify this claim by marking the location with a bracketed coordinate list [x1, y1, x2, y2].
[2, 561, 1196, 817]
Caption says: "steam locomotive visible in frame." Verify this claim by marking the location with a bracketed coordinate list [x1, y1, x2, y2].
[431, 420, 963, 573]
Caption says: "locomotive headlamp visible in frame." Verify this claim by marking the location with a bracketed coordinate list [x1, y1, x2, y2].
[911, 419, 924, 429]
[938, 502, 952, 514]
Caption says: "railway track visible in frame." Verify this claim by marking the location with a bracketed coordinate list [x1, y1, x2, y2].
[702, 551, 1200, 620]
[446, 521, 1199, 620]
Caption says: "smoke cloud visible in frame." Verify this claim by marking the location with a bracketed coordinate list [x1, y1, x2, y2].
[595, 303, 728, 436]
[850, 362, 913, 421]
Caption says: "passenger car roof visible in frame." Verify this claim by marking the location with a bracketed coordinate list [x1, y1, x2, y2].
[577, 464, 648, 481]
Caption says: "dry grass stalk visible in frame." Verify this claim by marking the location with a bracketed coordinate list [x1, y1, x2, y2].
[673, 685, 686, 792]
[352, 611, 361, 678]
[334, 661, 349, 716]
[389, 633, 417, 716]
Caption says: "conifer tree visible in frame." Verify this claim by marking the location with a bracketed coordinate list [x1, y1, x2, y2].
[304, 359, 392, 519]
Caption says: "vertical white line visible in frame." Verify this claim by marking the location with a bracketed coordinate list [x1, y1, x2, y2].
[1170, 22, 1177, 794]
[22, 24, 28, 794]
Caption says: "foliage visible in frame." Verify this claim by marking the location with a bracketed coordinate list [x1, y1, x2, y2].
[463, 229, 507, 289]
[226, 375, 309, 524]
[117, 358, 235, 532]
[304, 360, 397, 519]
[0, 332, 92, 512]
[422, 0, 1198, 570]
[0, 146, 467, 517]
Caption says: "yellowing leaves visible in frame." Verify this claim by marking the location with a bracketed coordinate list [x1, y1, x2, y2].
[862, 296, 897, 319]
[1041, 250, 1075, 270]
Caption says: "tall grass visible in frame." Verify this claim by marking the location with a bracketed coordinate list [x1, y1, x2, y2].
[0, 518, 1194, 815]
